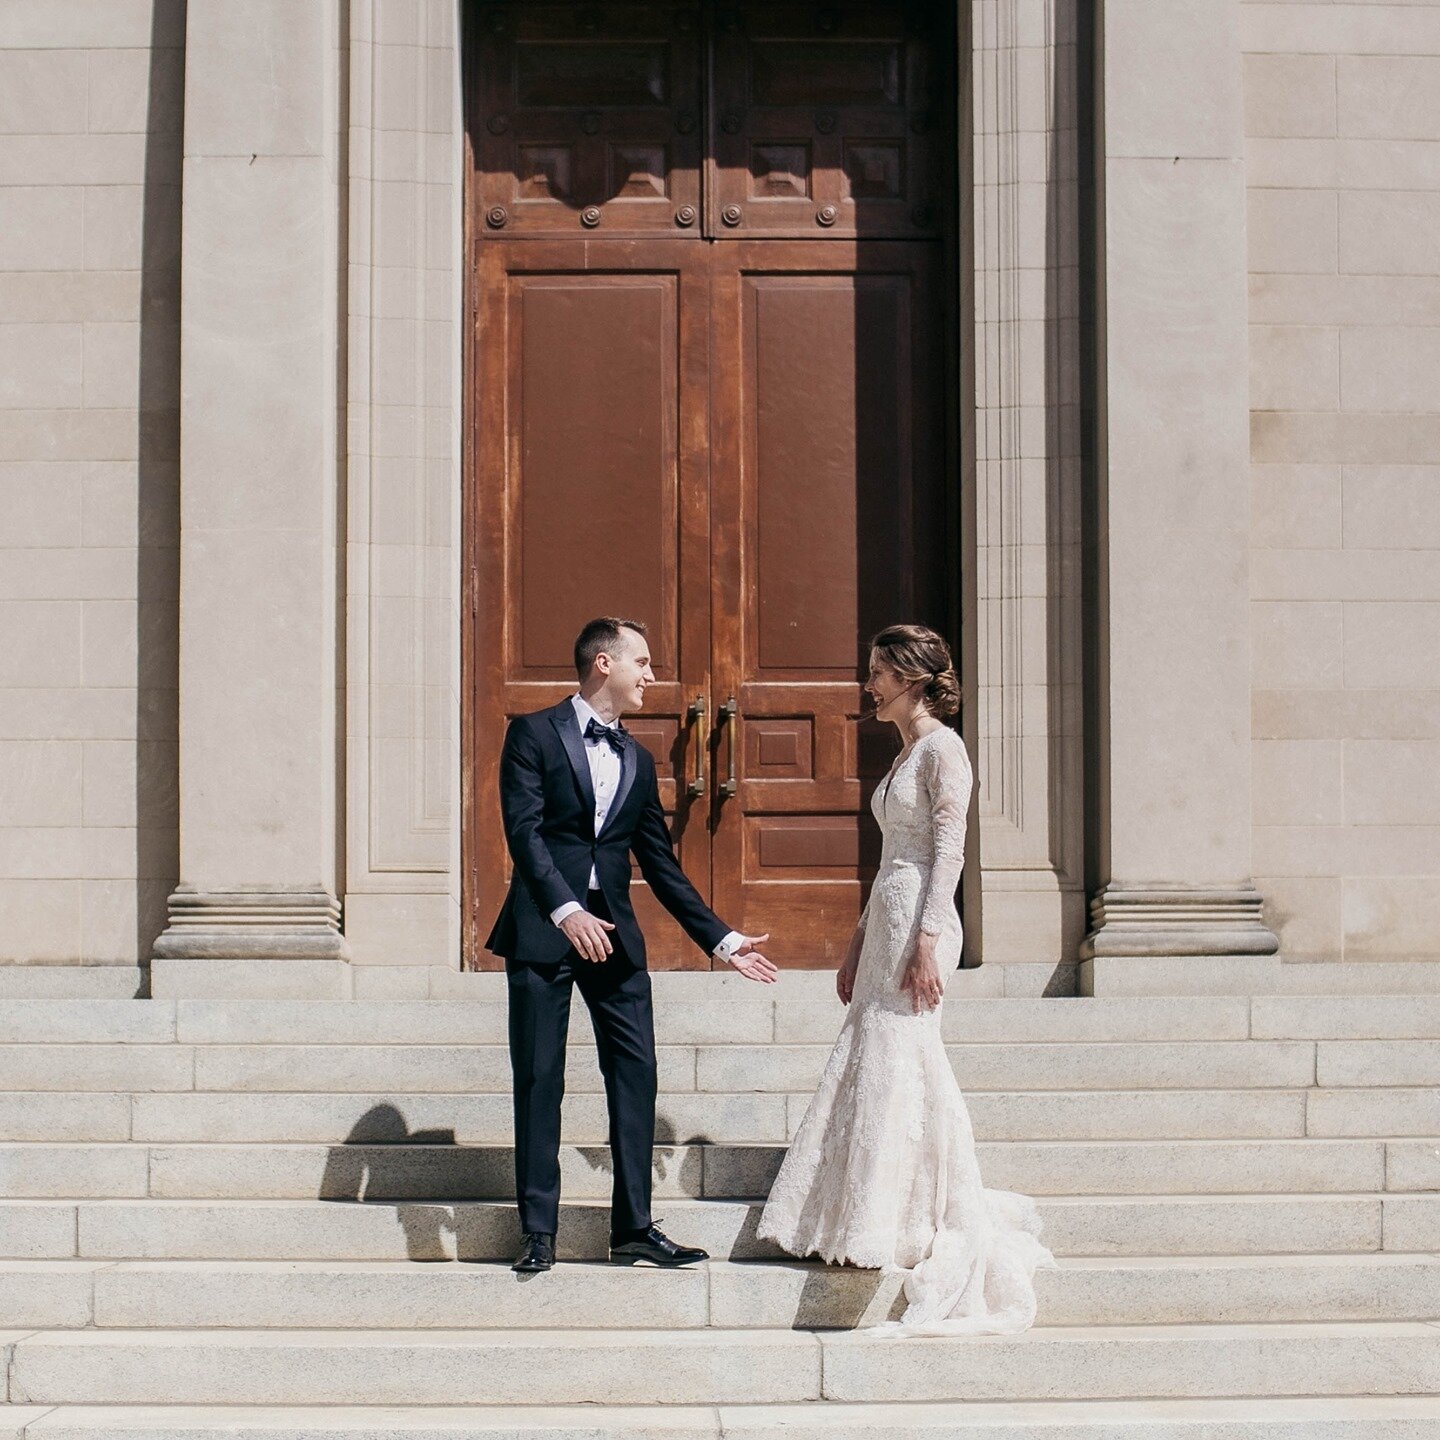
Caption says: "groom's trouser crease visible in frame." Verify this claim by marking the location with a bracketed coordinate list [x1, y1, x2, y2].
[507, 888, 658, 1236]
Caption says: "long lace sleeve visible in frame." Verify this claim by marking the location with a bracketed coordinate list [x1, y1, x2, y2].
[918, 731, 972, 935]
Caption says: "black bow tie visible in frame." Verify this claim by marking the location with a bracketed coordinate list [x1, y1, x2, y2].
[584, 717, 628, 753]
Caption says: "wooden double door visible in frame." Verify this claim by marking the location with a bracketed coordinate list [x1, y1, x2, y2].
[465, 1, 957, 968]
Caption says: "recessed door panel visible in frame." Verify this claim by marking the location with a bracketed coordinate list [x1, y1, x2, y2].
[472, 2, 703, 236]
[708, 1, 943, 239]
[471, 241, 713, 967]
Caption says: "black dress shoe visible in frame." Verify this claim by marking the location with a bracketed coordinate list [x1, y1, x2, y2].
[512, 1232, 555, 1272]
[609, 1224, 708, 1267]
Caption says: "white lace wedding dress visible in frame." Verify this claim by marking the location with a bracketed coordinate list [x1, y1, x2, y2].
[756, 725, 1058, 1337]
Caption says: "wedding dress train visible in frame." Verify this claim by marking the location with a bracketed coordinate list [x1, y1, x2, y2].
[756, 726, 1058, 1337]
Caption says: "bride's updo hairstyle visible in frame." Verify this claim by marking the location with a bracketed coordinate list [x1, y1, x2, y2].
[870, 624, 961, 721]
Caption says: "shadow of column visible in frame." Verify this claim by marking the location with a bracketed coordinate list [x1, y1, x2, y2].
[132, 0, 186, 979]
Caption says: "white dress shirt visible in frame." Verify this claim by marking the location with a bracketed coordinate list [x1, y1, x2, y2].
[550, 693, 744, 964]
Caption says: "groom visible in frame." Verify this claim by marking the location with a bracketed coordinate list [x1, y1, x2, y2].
[486, 617, 777, 1274]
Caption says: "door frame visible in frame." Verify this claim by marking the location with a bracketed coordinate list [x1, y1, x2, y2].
[458, 2, 969, 971]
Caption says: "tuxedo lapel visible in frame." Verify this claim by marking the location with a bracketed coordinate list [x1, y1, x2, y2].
[550, 700, 596, 831]
[599, 737, 639, 839]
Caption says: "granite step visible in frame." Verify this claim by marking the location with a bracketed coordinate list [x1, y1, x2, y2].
[4, 1253, 1437, 1331]
[9, 993, 1440, 1048]
[7, 1397, 1440, 1440]
[0, 1137, 1420, 1200]
[1, 1192, 1431, 1261]
[8, 1322, 1440, 1406]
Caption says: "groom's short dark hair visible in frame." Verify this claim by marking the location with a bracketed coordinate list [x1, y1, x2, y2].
[574, 617, 648, 679]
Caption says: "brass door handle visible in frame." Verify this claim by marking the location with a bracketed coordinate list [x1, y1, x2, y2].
[718, 696, 739, 798]
[686, 696, 707, 797]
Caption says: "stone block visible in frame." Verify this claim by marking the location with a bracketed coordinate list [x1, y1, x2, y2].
[782, 996, 1251, 1046]
[0, 878, 82, 962]
[0, 1259, 99, 1326]
[979, 1138, 1382, 1197]
[1254, 412, 1440, 468]
[184, 2, 332, 159]
[0, 187, 83, 271]
[1343, 467, 1440, 550]
[1103, 0, 1243, 159]
[0, 1202, 77, 1258]
[1252, 602, 1343, 690]
[1250, 326, 1339, 413]
[0, 998, 171, 1043]
[1256, 877, 1343, 962]
[25, 1408, 716, 1440]
[0, 739, 82, 826]
[87, 46, 183, 137]
[149, 961, 352, 1001]
[1385, 1139, 1440, 1193]
[1381, 1195, 1440, 1251]
[1245, 136, 1337, 190]
[1241, 4, 1440, 58]
[7, 1328, 823, 1407]
[1039, 1195, 1380, 1258]
[93, 1258, 709, 1331]
[958, 1088, 1307, 1141]
[0, 1093, 129, 1143]
[0, 322, 82, 409]
[1318, 1040, 1440, 1088]
[0, 1144, 147, 1198]
[703, 1041, 1317, 1094]
[1308, 1088, 1440, 1138]
[0, 1043, 192, 1092]
[1343, 328, 1440, 415]
[82, 320, 145, 411]
[1344, 741, 1440, 826]
[190, 1044, 696, 1095]
[1253, 740, 1343, 827]
[0, 1, 184, 49]
[1340, 191, 1440, 277]
[1338, 56, 1440, 142]
[0, 49, 88, 133]
[816, 1322, 1440, 1403]
[0, 964, 144, 999]
[1343, 877, 1440, 960]
[1255, 995, 1440, 1041]
[1251, 466, 1342, 550]
[1244, 53, 1336, 139]
[1248, 189, 1337, 275]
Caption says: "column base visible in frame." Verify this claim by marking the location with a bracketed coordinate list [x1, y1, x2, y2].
[1080, 883, 1280, 960]
[151, 887, 351, 997]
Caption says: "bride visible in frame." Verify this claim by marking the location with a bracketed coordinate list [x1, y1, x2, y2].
[756, 623, 1058, 1337]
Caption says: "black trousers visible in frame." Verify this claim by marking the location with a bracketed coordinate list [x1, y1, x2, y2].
[505, 889, 657, 1237]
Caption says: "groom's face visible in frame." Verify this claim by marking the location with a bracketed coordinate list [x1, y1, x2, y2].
[595, 627, 654, 714]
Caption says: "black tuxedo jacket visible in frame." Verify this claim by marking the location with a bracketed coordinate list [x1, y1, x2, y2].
[484, 697, 730, 968]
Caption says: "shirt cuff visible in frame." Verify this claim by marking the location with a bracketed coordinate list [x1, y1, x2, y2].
[712, 929, 744, 962]
[550, 901, 583, 927]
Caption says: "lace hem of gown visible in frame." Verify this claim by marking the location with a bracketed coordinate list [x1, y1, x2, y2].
[755, 997, 1058, 1337]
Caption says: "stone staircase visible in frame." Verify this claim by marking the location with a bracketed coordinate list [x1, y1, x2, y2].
[0, 970, 1438, 1435]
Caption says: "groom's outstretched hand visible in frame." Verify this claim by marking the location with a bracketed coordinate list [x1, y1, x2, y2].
[730, 935, 778, 984]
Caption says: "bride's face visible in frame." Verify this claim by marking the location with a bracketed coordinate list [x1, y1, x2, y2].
[864, 650, 916, 722]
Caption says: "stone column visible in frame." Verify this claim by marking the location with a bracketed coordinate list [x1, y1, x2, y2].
[1082, 0, 1278, 975]
[151, 0, 350, 997]
[971, 0, 1088, 990]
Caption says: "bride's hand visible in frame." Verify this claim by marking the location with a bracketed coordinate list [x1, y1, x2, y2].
[901, 932, 943, 1013]
[836, 959, 858, 1005]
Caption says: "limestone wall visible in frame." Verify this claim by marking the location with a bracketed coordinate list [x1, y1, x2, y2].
[0, 0, 183, 963]
[1245, 2, 1440, 960]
